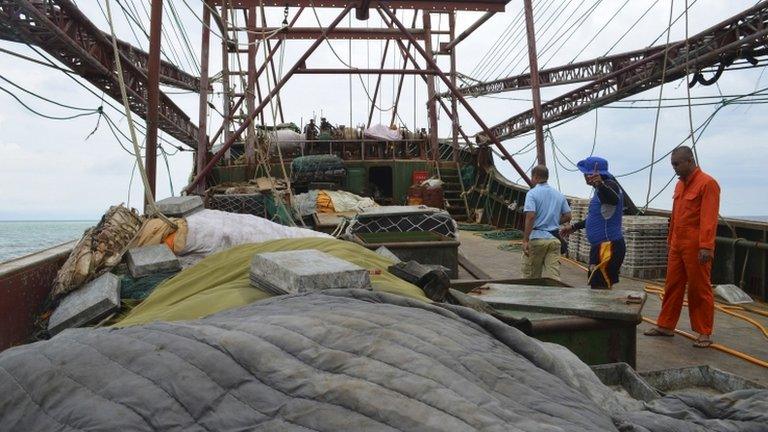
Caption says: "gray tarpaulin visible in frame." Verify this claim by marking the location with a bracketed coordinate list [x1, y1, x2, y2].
[0, 290, 766, 431]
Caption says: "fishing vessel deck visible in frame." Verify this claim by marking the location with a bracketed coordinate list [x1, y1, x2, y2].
[457, 229, 768, 386]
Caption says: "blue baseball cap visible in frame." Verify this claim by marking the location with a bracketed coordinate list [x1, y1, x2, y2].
[577, 156, 611, 176]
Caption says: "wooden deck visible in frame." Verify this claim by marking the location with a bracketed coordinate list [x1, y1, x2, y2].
[457, 229, 768, 386]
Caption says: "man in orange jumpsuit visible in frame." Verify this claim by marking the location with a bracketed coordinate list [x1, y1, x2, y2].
[645, 146, 720, 347]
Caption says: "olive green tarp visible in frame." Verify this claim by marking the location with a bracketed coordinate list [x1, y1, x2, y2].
[114, 238, 427, 327]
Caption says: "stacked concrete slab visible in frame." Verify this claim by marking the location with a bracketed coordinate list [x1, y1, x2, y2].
[126, 244, 181, 278]
[48, 273, 120, 335]
[155, 195, 203, 217]
[249, 249, 371, 295]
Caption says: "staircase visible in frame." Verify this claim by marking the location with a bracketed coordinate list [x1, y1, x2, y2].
[440, 167, 469, 222]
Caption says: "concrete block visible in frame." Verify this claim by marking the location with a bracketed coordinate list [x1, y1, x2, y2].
[250, 249, 370, 295]
[155, 195, 203, 217]
[48, 273, 120, 335]
[126, 244, 181, 278]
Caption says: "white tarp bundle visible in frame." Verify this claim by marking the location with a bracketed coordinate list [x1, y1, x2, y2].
[325, 190, 378, 213]
[364, 124, 402, 141]
[180, 209, 331, 258]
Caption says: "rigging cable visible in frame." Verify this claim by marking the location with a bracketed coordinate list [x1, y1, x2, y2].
[643, 0, 676, 212]
[569, 0, 632, 63]
[104, 0, 176, 225]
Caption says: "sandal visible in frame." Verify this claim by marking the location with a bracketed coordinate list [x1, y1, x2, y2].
[643, 327, 674, 337]
[693, 337, 713, 348]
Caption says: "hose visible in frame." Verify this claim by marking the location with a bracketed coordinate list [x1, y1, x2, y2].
[644, 285, 768, 340]
[560, 258, 768, 368]
[643, 317, 768, 369]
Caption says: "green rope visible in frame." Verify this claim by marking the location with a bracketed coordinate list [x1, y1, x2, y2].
[457, 222, 494, 231]
[498, 243, 522, 252]
[478, 229, 524, 241]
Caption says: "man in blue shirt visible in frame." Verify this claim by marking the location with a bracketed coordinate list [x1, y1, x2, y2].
[522, 165, 572, 280]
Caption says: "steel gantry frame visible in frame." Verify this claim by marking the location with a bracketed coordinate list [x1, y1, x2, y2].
[479, 1, 768, 142]
[187, 0, 531, 193]
[0, 0, 202, 149]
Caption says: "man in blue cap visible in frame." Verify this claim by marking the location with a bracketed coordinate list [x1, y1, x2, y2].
[561, 156, 635, 289]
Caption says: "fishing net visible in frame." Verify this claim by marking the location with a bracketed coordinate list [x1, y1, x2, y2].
[478, 229, 524, 241]
[118, 271, 180, 301]
[52, 204, 143, 299]
[206, 193, 268, 218]
[290, 155, 346, 185]
[498, 243, 523, 252]
[457, 222, 494, 231]
[346, 211, 457, 239]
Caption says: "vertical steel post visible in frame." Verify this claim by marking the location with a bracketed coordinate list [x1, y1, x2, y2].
[246, 7, 257, 168]
[449, 11, 459, 162]
[195, 2, 212, 195]
[523, 0, 546, 165]
[146, 0, 163, 204]
[422, 11, 439, 161]
[220, 0, 233, 164]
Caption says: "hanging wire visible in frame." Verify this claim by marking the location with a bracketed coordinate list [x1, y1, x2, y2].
[643, 0, 676, 212]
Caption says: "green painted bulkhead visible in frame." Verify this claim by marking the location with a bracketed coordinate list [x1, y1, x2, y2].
[212, 160, 459, 205]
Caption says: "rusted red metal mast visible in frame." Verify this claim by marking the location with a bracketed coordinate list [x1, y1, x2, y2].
[246, 6, 258, 169]
[146, 0, 163, 201]
[195, 3, 212, 195]
[523, 0, 545, 165]
[448, 11, 459, 162]
[422, 12, 439, 162]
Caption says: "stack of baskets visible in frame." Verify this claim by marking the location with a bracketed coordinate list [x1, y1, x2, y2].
[620, 216, 670, 280]
[567, 199, 670, 281]
[566, 199, 589, 262]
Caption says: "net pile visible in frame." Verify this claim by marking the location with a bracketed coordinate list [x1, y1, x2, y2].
[52, 205, 143, 299]
[206, 193, 268, 218]
[346, 211, 457, 239]
[291, 155, 346, 186]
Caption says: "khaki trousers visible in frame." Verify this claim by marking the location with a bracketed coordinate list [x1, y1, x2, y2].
[522, 238, 561, 280]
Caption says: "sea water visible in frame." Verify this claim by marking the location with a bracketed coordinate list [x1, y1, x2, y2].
[0, 221, 95, 263]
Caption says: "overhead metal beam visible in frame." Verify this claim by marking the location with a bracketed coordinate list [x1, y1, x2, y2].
[222, 1, 510, 12]
[109, 35, 203, 91]
[234, 26, 445, 40]
[0, 0, 201, 148]
[0, 18, 203, 91]
[441, 45, 669, 98]
[481, 2, 768, 142]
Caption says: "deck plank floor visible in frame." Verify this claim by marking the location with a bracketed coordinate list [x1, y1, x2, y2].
[457, 229, 768, 385]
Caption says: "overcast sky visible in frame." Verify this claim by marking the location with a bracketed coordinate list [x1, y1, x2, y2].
[1, 0, 766, 220]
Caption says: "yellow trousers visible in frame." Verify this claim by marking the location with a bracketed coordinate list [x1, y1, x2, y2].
[521, 238, 561, 280]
